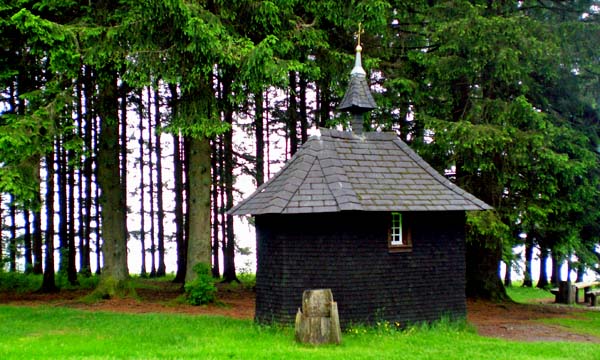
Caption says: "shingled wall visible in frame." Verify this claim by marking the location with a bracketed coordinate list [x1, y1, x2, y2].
[255, 211, 466, 327]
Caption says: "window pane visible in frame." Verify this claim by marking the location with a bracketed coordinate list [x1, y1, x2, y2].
[391, 212, 403, 245]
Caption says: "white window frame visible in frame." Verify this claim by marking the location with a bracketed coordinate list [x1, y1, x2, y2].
[389, 212, 412, 252]
[390, 212, 403, 246]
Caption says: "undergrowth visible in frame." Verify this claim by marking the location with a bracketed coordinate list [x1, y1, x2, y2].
[184, 263, 217, 305]
[346, 316, 474, 336]
[0, 271, 101, 293]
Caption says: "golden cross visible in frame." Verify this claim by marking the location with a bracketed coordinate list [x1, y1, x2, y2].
[355, 22, 364, 47]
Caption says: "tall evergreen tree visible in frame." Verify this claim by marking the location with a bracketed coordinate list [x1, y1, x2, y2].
[40, 152, 57, 293]
[154, 86, 167, 277]
[96, 67, 130, 295]
[137, 89, 147, 277]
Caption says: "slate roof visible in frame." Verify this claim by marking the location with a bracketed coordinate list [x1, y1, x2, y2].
[338, 46, 377, 113]
[229, 129, 492, 215]
[338, 74, 377, 113]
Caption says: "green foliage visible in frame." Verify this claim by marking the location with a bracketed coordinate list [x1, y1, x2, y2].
[347, 315, 472, 337]
[0, 271, 42, 292]
[2, 0, 599, 303]
[0, 271, 102, 293]
[55, 273, 99, 290]
[184, 262, 217, 305]
[392, 0, 600, 297]
[237, 272, 256, 289]
[466, 211, 511, 248]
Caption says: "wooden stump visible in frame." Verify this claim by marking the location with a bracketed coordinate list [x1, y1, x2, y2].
[294, 289, 342, 345]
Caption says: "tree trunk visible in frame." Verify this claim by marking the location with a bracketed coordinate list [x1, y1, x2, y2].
[576, 263, 585, 283]
[155, 87, 166, 277]
[147, 86, 157, 277]
[465, 233, 508, 300]
[9, 200, 17, 272]
[57, 139, 68, 275]
[265, 92, 271, 179]
[119, 79, 128, 237]
[299, 76, 308, 145]
[95, 69, 129, 296]
[23, 209, 32, 273]
[67, 145, 78, 285]
[81, 65, 94, 276]
[522, 236, 533, 287]
[93, 106, 102, 275]
[536, 245, 549, 288]
[550, 250, 560, 286]
[137, 89, 147, 277]
[503, 259, 512, 287]
[77, 150, 86, 277]
[317, 81, 331, 128]
[185, 136, 212, 283]
[117, 77, 129, 281]
[76, 73, 86, 277]
[32, 207, 43, 274]
[40, 153, 58, 293]
[172, 132, 186, 283]
[184, 135, 191, 278]
[210, 139, 220, 278]
[219, 137, 227, 278]
[288, 72, 298, 156]
[222, 90, 237, 283]
[255, 92, 265, 186]
[169, 84, 186, 283]
[461, 174, 506, 299]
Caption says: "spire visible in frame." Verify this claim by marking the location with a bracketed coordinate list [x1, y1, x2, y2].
[338, 23, 377, 135]
[350, 28, 366, 76]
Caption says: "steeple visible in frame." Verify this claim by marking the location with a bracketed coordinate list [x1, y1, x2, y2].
[338, 23, 377, 135]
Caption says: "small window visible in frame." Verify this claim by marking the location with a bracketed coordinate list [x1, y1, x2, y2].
[390, 212, 403, 245]
[389, 212, 411, 252]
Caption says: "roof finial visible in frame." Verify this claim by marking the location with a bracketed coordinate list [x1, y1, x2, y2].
[337, 23, 377, 134]
[351, 23, 366, 76]
[355, 22, 364, 52]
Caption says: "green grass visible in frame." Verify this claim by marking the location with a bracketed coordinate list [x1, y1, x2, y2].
[506, 284, 555, 304]
[506, 285, 600, 344]
[543, 311, 600, 339]
[1, 305, 599, 359]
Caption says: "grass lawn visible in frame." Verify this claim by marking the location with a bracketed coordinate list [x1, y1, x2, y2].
[543, 311, 600, 339]
[1, 305, 600, 360]
[505, 285, 600, 345]
[506, 284, 555, 304]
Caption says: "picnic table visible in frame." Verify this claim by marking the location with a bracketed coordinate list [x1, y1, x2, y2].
[575, 281, 600, 303]
[551, 281, 600, 305]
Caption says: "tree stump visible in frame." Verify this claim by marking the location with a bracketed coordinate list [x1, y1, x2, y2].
[294, 289, 342, 345]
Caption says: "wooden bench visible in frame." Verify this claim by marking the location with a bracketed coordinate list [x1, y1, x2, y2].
[574, 281, 600, 303]
[589, 290, 600, 307]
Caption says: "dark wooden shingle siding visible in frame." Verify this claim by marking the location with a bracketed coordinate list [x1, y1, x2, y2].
[255, 211, 466, 327]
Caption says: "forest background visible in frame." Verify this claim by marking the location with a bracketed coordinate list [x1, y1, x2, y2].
[0, 0, 599, 299]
